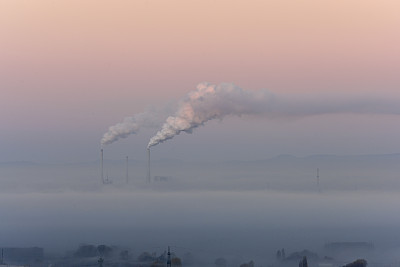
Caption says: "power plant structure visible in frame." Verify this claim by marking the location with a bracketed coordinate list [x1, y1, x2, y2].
[100, 148, 152, 184]
[100, 148, 111, 184]
[147, 148, 151, 183]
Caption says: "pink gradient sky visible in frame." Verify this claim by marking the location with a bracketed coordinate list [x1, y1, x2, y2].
[1, 0, 400, 162]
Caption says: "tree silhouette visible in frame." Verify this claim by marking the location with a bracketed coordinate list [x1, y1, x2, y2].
[215, 257, 227, 267]
[299, 256, 308, 267]
[276, 250, 282, 260]
[97, 245, 113, 257]
[138, 252, 155, 262]
[343, 259, 367, 267]
[74, 245, 97, 258]
[240, 260, 254, 267]
[171, 257, 182, 267]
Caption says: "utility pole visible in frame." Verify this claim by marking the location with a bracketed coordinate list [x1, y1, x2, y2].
[101, 148, 104, 184]
[167, 246, 171, 267]
[126, 156, 129, 184]
[317, 168, 321, 192]
[147, 148, 151, 183]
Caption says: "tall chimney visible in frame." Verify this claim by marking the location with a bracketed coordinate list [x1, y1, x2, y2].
[147, 148, 151, 183]
[101, 148, 104, 184]
[126, 156, 129, 184]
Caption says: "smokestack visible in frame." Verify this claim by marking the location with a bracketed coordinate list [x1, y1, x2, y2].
[147, 148, 151, 183]
[101, 148, 104, 184]
[126, 156, 129, 184]
[100, 111, 165, 147]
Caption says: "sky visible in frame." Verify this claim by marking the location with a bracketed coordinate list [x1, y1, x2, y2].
[1, 0, 400, 163]
[2, 2, 400, 264]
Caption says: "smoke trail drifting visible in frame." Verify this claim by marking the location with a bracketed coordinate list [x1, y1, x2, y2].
[101, 111, 163, 147]
[148, 82, 400, 148]
[147, 83, 276, 148]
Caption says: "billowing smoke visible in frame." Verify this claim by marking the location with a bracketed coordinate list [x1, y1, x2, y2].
[101, 111, 164, 147]
[148, 82, 400, 148]
[147, 82, 276, 148]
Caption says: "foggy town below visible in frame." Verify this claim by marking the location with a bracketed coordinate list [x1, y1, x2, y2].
[1, 153, 399, 267]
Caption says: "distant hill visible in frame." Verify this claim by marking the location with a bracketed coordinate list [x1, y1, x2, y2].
[0, 161, 38, 167]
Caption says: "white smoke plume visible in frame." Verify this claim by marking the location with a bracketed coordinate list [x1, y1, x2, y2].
[147, 82, 276, 148]
[101, 111, 164, 147]
[147, 82, 400, 148]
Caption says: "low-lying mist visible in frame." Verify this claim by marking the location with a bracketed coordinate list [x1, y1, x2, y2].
[0, 154, 400, 266]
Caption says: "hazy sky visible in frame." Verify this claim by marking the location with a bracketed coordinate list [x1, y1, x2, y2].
[1, 0, 400, 163]
[2, 3, 400, 264]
